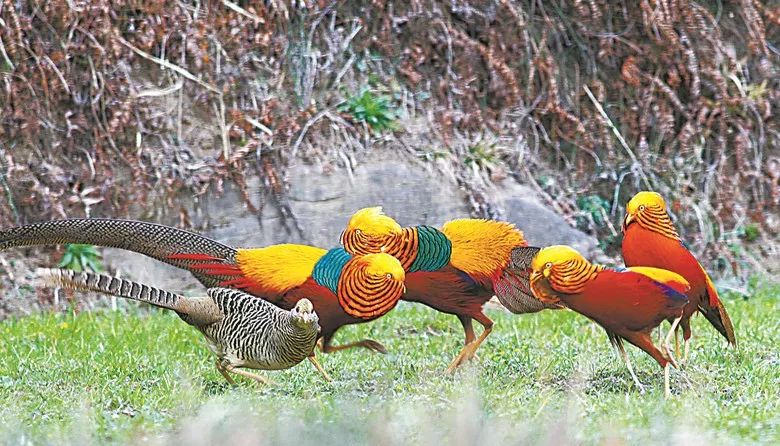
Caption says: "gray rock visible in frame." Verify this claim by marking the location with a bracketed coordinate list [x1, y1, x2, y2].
[493, 182, 599, 256]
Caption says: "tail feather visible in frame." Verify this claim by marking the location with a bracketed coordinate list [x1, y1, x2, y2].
[37, 268, 185, 311]
[701, 272, 737, 346]
[494, 246, 560, 314]
[36, 268, 223, 325]
[699, 302, 737, 347]
[1, 219, 238, 287]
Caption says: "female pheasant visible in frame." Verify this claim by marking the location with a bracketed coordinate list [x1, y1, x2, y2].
[523, 245, 690, 397]
[622, 191, 736, 363]
[340, 207, 557, 372]
[38, 268, 328, 385]
[0, 219, 406, 353]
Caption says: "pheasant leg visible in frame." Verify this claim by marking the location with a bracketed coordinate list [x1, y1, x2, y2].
[664, 363, 671, 399]
[308, 355, 333, 382]
[446, 324, 493, 374]
[663, 316, 682, 368]
[216, 359, 237, 386]
[618, 345, 645, 394]
[674, 329, 681, 360]
[225, 364, 275, 386]
[320, 339, 387, 354]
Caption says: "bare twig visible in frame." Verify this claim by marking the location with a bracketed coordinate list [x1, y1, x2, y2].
[221, 0, 265, 24]
[583, 84, 652, 190]
[115, 35, 219, 94]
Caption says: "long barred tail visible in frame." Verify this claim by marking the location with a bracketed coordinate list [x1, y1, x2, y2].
[494, 246, 562, 314]
[36, 268, 185, 312]
[0, 219, 238, 287]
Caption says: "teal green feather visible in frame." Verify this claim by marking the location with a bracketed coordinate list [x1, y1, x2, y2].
[408, 226, 452, 273]
[312, 247, 351, 294]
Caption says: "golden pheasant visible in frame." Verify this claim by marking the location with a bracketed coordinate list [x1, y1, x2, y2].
[523, 245, 690, 397]
[340, 207, 557, 372]
[0, 219, 406, 353]
[622, 191, 736, 362]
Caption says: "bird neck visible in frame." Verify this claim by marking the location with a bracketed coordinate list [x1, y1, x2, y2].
[407, 225, 452, 272]
[377, 227, 420, 270]
[311, 247, 351, 294]
[631, 207, 681, 241]
[548, 258, 604, 295]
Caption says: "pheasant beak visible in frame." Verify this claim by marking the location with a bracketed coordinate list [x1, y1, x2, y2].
[622, 213, 635, 232]
[542, 268, 551, 279]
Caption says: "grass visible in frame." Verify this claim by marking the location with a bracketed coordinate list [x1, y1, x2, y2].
[0, 282, 778, 445]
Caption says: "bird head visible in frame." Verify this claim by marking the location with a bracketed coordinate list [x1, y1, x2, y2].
[528, 245, 600, 303]
[290, 298, 319, 328]
[360, 253, 406, 286]
[336, 253, 406, 319]
[530, 245, 587, 282]
[341, 207, 403, 255]
[623, 191, 667, 231]
[622, 191, 680, 240]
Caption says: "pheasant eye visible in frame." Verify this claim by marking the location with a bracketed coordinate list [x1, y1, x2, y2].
[385, 273, 392, 279]
[639, 205, 645, 211]
[355, 229, 362, 235]
[545, 262, 553, 269]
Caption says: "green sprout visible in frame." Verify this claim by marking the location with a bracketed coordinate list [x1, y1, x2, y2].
[57, 244, 103, 272]
[339, 88, 398, 131]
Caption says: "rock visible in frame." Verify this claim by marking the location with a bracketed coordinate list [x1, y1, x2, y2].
[493, 182, 599, 256]
[102, 154, 597, 291]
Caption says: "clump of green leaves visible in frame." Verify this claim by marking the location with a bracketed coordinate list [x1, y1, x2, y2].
[575, 194, 616, 250]
[576, 194, 611, 226]
[57, 244, 103, 272]
[339, 88, 397, 131]
[740, 224, 760, 242]
[465, 143, 498, 168]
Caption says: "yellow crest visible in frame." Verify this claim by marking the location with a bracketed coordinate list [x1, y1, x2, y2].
[530, 245, 586, 272]
[359, 252, 406, 281]
[530, 245, 602, 295]
[345, 207, 402, 237]
[626, 191, 667, 215]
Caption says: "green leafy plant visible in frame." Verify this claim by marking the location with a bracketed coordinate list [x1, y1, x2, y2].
[740, 224, 760, 242]
[576, 194, 611, 226]
[465, 143, 497, 168]
[57, 244, 103, 272]
[339, 88, 398, 131]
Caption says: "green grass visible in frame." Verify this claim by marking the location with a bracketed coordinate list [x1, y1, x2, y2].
[0, 282, 778, 445]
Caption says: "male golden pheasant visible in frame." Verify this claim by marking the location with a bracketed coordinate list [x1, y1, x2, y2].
[0, 219, 406, 353]
[622, 191, 736, 362]
[523, 245, 690, 397]
[340, 207, 558, 372]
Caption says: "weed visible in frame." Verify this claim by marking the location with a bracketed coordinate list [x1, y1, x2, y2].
[339, 88, 398, 131]
[56, 244, 103, 272]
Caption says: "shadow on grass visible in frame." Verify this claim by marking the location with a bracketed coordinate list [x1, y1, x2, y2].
[203, 379, 234, 396]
